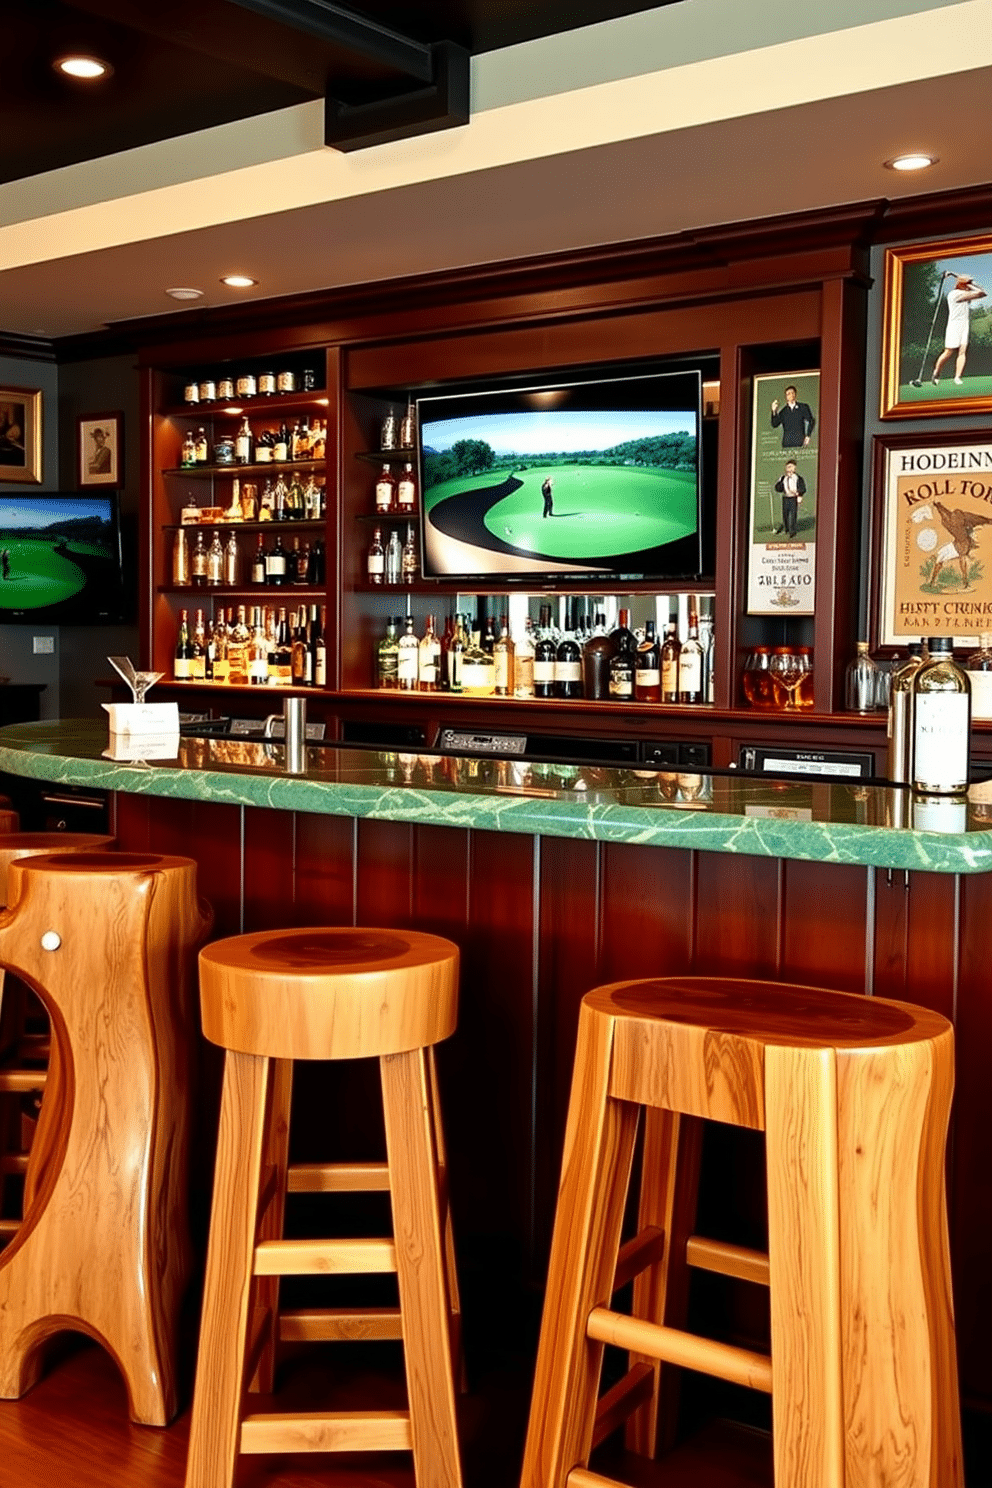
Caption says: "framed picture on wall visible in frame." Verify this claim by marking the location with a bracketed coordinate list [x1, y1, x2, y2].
[746, 369, 820, 615]
[78, 411, 122, 487]
[0, 386, 43, 484]
[873, 429, 992, 647]
[881, 234, 992, 418]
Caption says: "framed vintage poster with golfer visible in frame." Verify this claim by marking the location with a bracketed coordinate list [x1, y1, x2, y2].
[881, 234, 992, 418]
[77, 411, 122, 487]
[747, 369, 820, 615]
[873, 430, 992, 647]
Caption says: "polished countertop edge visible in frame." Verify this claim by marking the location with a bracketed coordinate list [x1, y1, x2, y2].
[1, 722, 991, 875]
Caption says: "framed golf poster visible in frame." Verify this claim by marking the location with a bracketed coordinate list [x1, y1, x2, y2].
[746, 370, 819, 615]
[881, 234, 992, 418]
[873, 430, 992, 647]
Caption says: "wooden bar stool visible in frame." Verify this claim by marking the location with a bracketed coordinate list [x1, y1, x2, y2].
[0, 851, 210, 1426]
[521, 975, 963, 1488]
[0, 834, 116, 1239]
[187, 925, 463, 1488]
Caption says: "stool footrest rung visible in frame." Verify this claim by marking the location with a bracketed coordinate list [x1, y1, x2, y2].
[288, 1161, 391, 1192]
[613, 1225, 665, 1293]
[0, 1218, 21, 1238]
[240, 1409, 412, 1455]
[0, 1069, 46, 1093]
[567, 1469, 629, 1488]
[280, 1306, 403, 1341]
[254, 1237, 397, 1276]
[685, 1234, 769, 1287]
[0, 1154, 30, 1175]
[592, 1360, 656, 1448]
[586, 1307, 772, 1394]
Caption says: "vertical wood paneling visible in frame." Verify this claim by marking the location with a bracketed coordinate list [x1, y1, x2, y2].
[693, 854, 781, 979]
[243, 806, 294, 931]
[356, 819, 415, 927]
[779, 861, 868, 993]
[598, 843, 694, 983]
[873, 870, 957, 1022]
[116, 796, 242, 937]
[294, 812, 356, 925]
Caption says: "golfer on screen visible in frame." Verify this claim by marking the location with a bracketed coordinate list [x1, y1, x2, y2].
[931, 275, 986, 386]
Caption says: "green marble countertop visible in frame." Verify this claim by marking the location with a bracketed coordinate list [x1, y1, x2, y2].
[2, 719, 992, 874]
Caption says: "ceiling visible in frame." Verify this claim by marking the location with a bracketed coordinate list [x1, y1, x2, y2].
[1, 0, 991, 345]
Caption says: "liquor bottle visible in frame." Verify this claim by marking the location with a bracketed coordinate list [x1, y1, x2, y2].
[248, 609, 269, 686]
[965, 632, 992, 721]
[845, 641, 880, 713]
[555, 607, 583, 699]
[660, 620, 681, 703]
[494, 615, 515, 696]
[174, 610, 192, 680]
[180, 430, 197, 468]
[461, 626, 496, 696]
[367, 526, 385, 585]
[481, 615, 497, 655]
[296, 417, 311, 459]
[418, 615, 441, 692]
[235, 417, 253, 464]
[402, 525, 418, 584]
[266, 530, 288, 587]
[397, 615, 419, 691]
[291, 609, 309, 686]
[399, 400, 416, 449]
[259, 476, 275, 517]
[194, 427, 209, 464]
[381, 408, 398, 451]
[886, 642, 924, 783]
[396, 463, 417, 513]
[678, 600, 704, 704]
[913, 637, 970, 794]
[273, 422, 289, 462]
[311, 422, 326, 462]
[265, 607, 278, 683]
[700, 607, 716, 704]
[514, 617, 536, 698]
[172, 528, 190, 587]
[310, 605, 326, 687]
[190, 609, 208, 680]
[289, 420, 302, 460]
[207, 532, 224, 586]
[308, 538, 326, 585]
[447, 614, 465, 693]
[272, 609, 292, 685]
[222, 531, 238, 587]
[294, 537, 310, 585]
[285, 474, 306, 519]
[272, 473, 289, 520]
[582, 612, 614, 701]
[211, 610, 230, 683]
[375, 464, 396, 514]
[385, 529, 402, 585]
[534, 603, 556, 700]
[228, 605, 251, 685]
[304, 474, 321, 520]
[608, 608, 636, 702]
[191, 530, 208, 587]
[635, 619, 661, 703]
[251, 534, 267, 585]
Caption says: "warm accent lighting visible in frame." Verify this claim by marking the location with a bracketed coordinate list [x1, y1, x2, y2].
[166, 287, 204, 301]
[221, 275, 257, 289]
[56, 55, 112, 79]
[885, 153, 937, 172]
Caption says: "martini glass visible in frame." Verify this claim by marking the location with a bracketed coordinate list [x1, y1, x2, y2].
[108, 656, 165, 704]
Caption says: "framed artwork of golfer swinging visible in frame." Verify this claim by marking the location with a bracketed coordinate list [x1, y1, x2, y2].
[872, 430, 992, 648]
[746, 369, 820, 615]
[881, 234, 992, 419]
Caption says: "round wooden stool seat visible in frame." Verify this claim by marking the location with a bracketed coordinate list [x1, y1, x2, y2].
[522, 974, 963, 1488]
[187, 925, 464, 1488]
[0, 832, 116, 903]
[199, 926, 459, 1060]
[0, 850, 209, 1427]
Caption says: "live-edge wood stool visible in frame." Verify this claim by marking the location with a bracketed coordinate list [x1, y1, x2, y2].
[0, 833, 116, 1240]
[186, 925, 464, 1488]
[521, 975, 963, 1488]
[0, 850, 210, 1426]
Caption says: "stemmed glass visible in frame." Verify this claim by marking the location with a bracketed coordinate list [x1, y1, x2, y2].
[769, 647, 810, 711]
[107, 656, 164, 704]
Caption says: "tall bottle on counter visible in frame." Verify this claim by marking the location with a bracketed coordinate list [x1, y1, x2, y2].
[886, 642, 924, 783]
[912, 637, 970, 794]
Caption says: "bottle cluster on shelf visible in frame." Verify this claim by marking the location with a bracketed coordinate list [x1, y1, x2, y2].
[373, 595, 715, 704]
[180, 416, 326, 468]
[368, 524, 419, 585]
[172, 524, 325, 588]
[174, 604, 326, 687]
[371, 462, 419, 517]
[182, 367, 321, 404]
[741, 645, 815, 711]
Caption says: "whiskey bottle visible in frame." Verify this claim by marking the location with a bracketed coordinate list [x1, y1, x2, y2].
[235, 417, 253, 464]
[228, 606, 251, 685]
[401, 524, 418, 584]
[396, 463, 418, 513]
[514, 617, 535, 698]
[375, 464, 396, 514]
[191, 530, 208, 587]
[534, 603, 556, 700]
[211, 610, 230, 683]
[582, 612, 614, 700]
[367, 526, 385, 585]
[291, 609, 309, 686]
[172, 528, 190, 587]
[174, 610, 192, 680]
[285, 474, 306, 519]
[660, 620, 681, 703]
[635, 619, 661, 703]
[913, 637, 970, 794]
[461, 626, 496, 696]
[399, 400, 416, 449]
[678, 601, 703, 704]
[207, 532, 224, 586]
[180, 430, 197, 468]
[273, 422, 289, 462]
[397, 615, 419, 691]
[194, 427, 209, 464]
[251, 534, 267, 585]
[418, 615, 441, 692]
[272, 609, 292, 686]
[494, 615, 515, 696]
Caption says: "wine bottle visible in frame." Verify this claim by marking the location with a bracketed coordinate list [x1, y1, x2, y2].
[554, 606, 583, 699]
[190, 609, 207, 680]
[191, 531, 208, 587]
[494, 615, 515, 696]
[266, 530, 288, 587]
[678, 600, 703, 704]
[608, 608, 635, 702]
[660, 620, 680, 703]
[375, 464, 396, 514]
[223, 531, 239, 586]
[397, 615, 419, 691]
[534, 603, 556, 700]
[514, 618, 536, 699]
[206, 532, 224, 586]
[174, 610, 192, 680]
[635, 619, 661, 703]
[172, 528, 190, 587]
[418, 615, 441, 692]
[367, 526, 385, 585]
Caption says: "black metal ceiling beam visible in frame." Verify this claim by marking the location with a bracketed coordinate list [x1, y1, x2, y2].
[325, 39, 469, 151]
[226, 0, 435, 82]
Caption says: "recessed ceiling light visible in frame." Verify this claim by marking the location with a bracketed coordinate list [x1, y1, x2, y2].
[166, 287, 205, 301]
[885, 153, 937, 172]
[221, 275, 257, 289]
[56, 55, 112, 79]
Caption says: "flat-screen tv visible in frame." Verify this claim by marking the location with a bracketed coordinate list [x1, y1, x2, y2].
[417, 369, 703, 582]
[0, 492, 128, 624]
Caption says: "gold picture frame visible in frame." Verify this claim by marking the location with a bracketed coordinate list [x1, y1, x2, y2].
[0, 386, 43, 484]
[881, 234, 992, 418]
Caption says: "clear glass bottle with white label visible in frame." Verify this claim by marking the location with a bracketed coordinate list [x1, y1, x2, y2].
[912, 637, 970, 794]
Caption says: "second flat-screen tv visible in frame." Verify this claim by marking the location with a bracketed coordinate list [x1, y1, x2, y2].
[418, 368, 703, 582]
[0, 492, 129, 623]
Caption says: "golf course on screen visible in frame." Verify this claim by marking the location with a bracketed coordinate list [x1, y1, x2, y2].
[0, 503, 114, 613]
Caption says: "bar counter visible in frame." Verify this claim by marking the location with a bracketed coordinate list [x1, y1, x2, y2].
[2, 719, 991, 1417]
